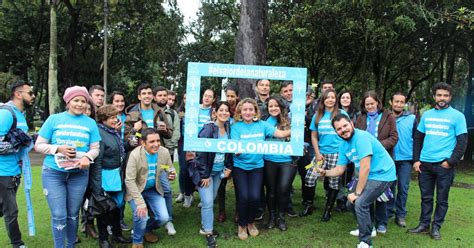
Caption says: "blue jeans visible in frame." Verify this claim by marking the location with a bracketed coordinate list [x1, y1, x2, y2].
[42, 166, 89, 248]
[233, 167, 263, 226]
[129, 188, 169, 244]
[348, 179, 392, 245]
[160, 172, 173, 221]
[197, 171, 222, 232]
[387, 160, 412, 218]
[418, 162, 454, 229]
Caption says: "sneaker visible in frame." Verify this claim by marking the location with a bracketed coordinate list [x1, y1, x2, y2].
[183, 195, 194, 208]
[395, 217, 407, 228]
[107, 225, 113, 235]
[287, 208, 298, 218]
[198, 202, 202, 208]
[247, 223, 259, 237]
[165, 222, 177, 235]
[377, 225, 387, 234]
[206, 234, 217, 248]
[254, 212, 264, 221]
[350, 228, 377, 237]
[120, 221, 131, 231]
[175, 193, 184, 203]
[357, 241, 373, 248]
[238, 226, 248, 240]
[199, 228, 220, 237]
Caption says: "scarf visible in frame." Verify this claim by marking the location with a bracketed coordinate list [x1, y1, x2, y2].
[367, 111, 379, 136]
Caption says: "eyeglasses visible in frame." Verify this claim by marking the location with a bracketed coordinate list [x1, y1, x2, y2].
[19, 91, 35, 96]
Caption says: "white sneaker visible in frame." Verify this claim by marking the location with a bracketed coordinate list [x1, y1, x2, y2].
[183, 195, 194, 208]
[349, 228, 376, 237]
[175, 193, 184, 203]
[357, 241, 372, 248]
[198, 202, 202, 208]
[165, 221, 176, 235]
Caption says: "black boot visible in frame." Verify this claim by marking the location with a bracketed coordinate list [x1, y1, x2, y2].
[300, 200, 314, 217]
[321, 189, 338, 222]
[277, 212, 287, 231]
[266, 211, 277, 229]
[99, 239, 113, 248]
[334, 198, 347, 213]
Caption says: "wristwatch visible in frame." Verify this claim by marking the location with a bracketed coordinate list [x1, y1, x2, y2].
[354, 192, 361, 196]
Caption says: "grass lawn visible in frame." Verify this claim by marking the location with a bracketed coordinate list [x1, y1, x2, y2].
[1, 165, 474, 247]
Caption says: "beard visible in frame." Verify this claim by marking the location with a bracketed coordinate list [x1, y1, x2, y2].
[436, 100, 449, 109]
[392, 109, 403, 115]
[157, 101, 167, 108]
[341, 128, 354, 141]
[22, 99, 33, 108]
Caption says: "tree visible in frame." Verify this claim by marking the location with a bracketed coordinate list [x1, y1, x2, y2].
[48, 0, 60, 114]
[234, 0, 268, 99]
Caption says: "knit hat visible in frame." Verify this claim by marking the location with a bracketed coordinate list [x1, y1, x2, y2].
[63, 86, 91, 104]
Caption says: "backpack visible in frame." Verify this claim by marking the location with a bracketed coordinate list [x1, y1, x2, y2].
[0, 104, 32, 149]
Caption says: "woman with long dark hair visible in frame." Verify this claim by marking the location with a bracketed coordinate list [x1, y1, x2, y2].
[306, 89, 348, 222]
[263, 96, 295, 231]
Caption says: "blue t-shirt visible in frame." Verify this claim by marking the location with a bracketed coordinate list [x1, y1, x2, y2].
[309, 110, 348, 154]
[231, 120, 276, 170]
[141, 109, 155, 128]
[418, 106, 467, 163]
[0, 102, 29, 176]
[198, 107, 212, 130]
[212, 133, 228, 172]
[144, 152, 158, 190]
[38, 112, 101, 172]
[394, 113, 416, 161]
[337, 129, 396, 182]
[263, 116, 292, 163]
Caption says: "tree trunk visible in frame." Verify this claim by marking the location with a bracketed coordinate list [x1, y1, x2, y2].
[48, 3, 61, 114]
[234, 0, 268, 99]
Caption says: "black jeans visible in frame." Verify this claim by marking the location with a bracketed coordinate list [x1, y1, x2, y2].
[97, 207, 122, 241]
[0, 176, 24, 247]
[233, 167, 263, 226]
[264, 161, 297, 213]
[297, 160, 315, 204]
[418, 162, 454, 229]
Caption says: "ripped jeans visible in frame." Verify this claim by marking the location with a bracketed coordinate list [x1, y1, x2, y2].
[42, 166, 89, 248]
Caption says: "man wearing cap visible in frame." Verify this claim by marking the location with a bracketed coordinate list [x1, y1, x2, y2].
[408, 82, 467, 240]
[0, 80, 35, 248]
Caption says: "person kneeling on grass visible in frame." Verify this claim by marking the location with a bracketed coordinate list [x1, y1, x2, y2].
[316, 114, 395, 248]
[125, 128, 176, 248]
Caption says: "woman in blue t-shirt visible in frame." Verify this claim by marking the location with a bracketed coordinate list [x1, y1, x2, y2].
[194, 101, 233, 243]
[307, 89, 346, 222]
[263, 96, 295, 231]
[35, 86, 101, 248]
[231, 98, 291, 240]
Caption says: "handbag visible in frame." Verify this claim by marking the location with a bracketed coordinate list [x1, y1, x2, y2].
[87, 192, 117, 217]
[101, 167, 122, 192]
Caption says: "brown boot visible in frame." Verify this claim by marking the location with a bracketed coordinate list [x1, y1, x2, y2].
[85, 223, 99, 239]
[132, 244, 144, 248]
[238, 225, 248, 240]
[247, 223, 259, 237]
[144, 232, 159, 243]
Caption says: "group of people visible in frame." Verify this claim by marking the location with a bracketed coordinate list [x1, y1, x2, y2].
[0, 78, 467, 248]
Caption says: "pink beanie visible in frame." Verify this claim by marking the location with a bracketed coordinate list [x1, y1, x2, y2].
[63, 86, 92, 104]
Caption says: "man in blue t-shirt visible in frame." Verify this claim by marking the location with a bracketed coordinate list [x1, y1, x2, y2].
[124, 83, 172, 150]
[387, 92, 418, 227]
[0, 80, 35, 248]
[125, 128, 176, 246]
[318, 114, 395, 248]
[408, 83, 467, 240]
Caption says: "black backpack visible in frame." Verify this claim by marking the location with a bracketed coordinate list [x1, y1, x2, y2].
[0, 104, 32, 149]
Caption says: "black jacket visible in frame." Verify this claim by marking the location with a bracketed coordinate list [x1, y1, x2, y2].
[90, 127, 125, 195]
[195, 122, 233, 179]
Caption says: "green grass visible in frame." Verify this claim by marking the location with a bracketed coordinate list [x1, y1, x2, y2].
[1, 165, 474, 247]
